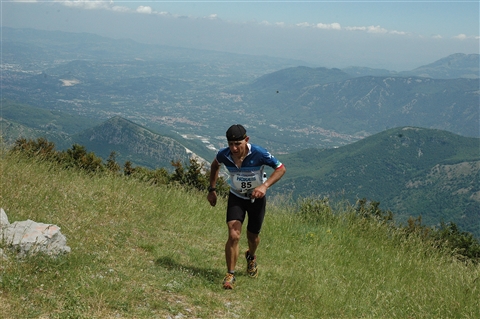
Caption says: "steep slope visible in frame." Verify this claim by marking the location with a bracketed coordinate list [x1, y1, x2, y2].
[1, 100, 100, 135]
[73, 116, 206, 170]
[0, 118, 72, 148]
[278, 127, 480, 236]
[2, 154, 479, 318]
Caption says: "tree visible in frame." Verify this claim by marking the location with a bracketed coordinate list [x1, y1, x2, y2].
[106, 151, 121, 173]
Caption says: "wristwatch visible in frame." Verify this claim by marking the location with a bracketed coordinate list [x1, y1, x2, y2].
[208, 186, 216, 192]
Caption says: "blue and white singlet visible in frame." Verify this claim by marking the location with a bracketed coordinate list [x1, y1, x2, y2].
[215, 143, 284, 200]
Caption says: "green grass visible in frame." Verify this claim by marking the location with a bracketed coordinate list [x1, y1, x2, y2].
[1, 154, 479, 318]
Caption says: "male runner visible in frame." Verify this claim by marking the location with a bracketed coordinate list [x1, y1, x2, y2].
[207, 124, 286, 289]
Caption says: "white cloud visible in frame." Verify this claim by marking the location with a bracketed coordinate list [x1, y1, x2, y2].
[296, 22, 313, 28]
[453, 34, 480, 40]
[59, 0, 110, 10]
[27, 1, 476, 44]
[55, 0, 129, 12]
[136, 6, 153, 14]
[345, 25, 388, 34]
[111, 5, 130, 13]
[366, 25, 388, 34]
[345, 26, 366, 32]
[316, 22, 341, 30]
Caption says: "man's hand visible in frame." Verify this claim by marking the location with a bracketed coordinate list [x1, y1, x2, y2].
[251, 184, 268, 199]
[250, 165, 286, 199]
[207, 191, 217, 206]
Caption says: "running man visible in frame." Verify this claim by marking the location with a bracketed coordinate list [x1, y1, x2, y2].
[207, 124, 286, 289]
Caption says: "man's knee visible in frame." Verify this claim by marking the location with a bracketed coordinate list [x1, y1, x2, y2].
[227, 221, 242, 242]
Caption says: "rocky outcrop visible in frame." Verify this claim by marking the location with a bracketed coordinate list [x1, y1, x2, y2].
[0, 208, 71, 258]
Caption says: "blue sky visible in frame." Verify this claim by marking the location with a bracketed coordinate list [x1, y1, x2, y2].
[3, 0, 479, 70]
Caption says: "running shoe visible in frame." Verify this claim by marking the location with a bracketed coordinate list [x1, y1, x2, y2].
[245, 250, 258, 278]
[222, 273, 236, 289]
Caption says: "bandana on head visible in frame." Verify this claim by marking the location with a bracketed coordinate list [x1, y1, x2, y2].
[226, 124, 247, 141]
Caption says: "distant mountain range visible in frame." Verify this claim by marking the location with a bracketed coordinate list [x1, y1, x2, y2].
[2, 27, 479, 154]
[235, 67, 478, 145]
[342, 53, 479, 79]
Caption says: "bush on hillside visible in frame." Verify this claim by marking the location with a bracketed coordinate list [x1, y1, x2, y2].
[298, 197, 335, 225]
[355, 198, 394, 223]
[106, 151, 121, 173]
[12, 137, 57, 160]
[60, 144, 105, 173]
[358, 199, 480, 264]
[432, 222, 480, 262]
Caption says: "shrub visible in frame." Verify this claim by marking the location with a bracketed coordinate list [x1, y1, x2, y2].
[355, 198, 393, 223]
[431, 222, 480, 263]
[298, 197, 334, 225]
[60, 144, 105, 173]
[11, 137, 57, 160]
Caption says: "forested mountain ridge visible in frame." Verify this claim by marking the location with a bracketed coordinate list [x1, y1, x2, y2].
[0, 101, 211, 168]
[277, 127, 480, 237]
[72, 116, 207, 170]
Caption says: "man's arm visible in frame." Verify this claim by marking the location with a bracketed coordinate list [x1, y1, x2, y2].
[209, 158, 221, 188]
[207, 158, 221, 206]
[252, 165, 286, 199]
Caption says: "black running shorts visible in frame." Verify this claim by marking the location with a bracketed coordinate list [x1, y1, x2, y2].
[226, 193, 267, 234]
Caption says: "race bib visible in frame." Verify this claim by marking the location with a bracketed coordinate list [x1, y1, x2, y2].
[231, 172, 263, 194]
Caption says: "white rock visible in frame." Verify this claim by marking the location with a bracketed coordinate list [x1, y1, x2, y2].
[1, 210, 70, 258]
[0, 208, 9, 227]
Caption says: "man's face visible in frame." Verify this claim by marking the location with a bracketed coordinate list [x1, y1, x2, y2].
[228, 137, 249, 156]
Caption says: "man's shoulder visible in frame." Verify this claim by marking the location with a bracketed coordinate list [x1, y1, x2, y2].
[216, 147, 231, 161]
[217, 146, 230, 154]
[249, 143, 267, 153]
[250, 144, 278, 159]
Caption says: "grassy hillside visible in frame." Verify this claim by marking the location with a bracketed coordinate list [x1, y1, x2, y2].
[1, 154, 479, 318]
